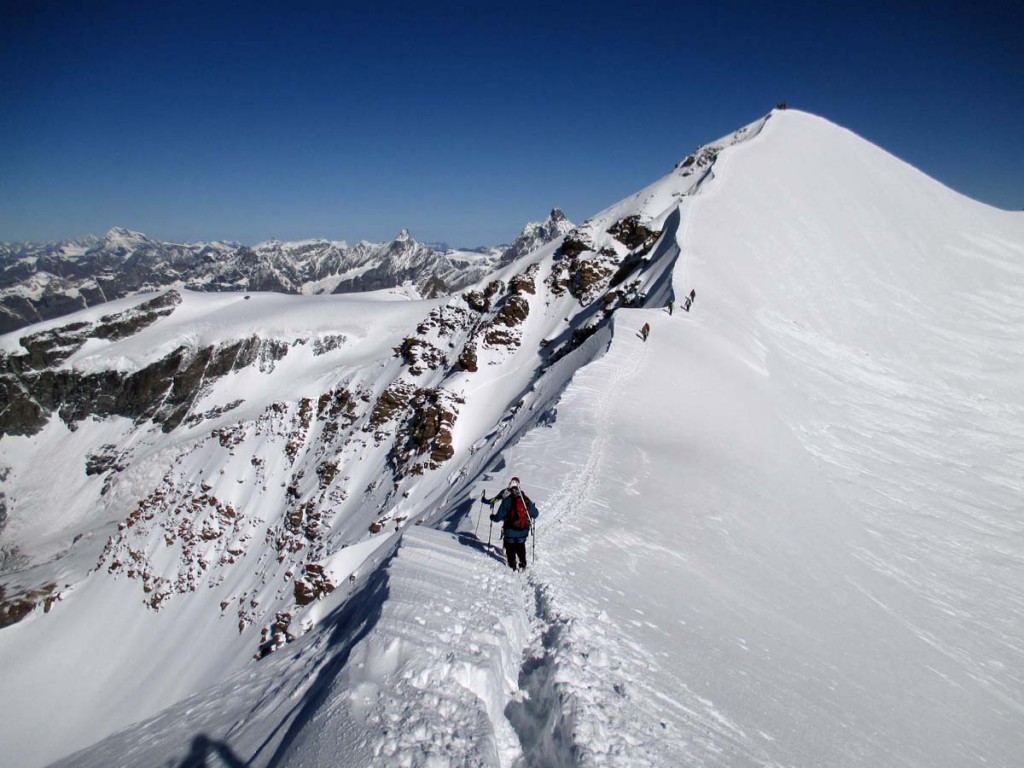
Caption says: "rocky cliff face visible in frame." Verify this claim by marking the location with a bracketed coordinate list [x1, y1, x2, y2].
[0, 212, 573, 334]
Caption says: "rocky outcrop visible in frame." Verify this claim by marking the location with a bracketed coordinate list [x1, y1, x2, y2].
[366, 384, 416, 440]
[316, 387, 360, 443]
[549, 246, 619, 305]
[607, 215, 660, 252]
[471, 266, 538, 352]
[292, 563, 335, 606]
[394, 387, 461, 474]
[0, 467, 8, 536]
[456, 344, 478, 372]
[312, 334, 347, 356]
[497, 207, 574, 267]
[395, 337, 448, 377]
[463, 279, 504, 314]
[95, 390, 358, 623]
[558, 232, 595, 260]
[0, 295, 294, 437]
[676, 145, 721, 178]
[364, 384, 462, 476]
[0, 583, 61, 628]
[100, 483, 248, 610]
[257, 612, 295, 658]
[11, 291, 180, 372]
[547, 216, 663, 307]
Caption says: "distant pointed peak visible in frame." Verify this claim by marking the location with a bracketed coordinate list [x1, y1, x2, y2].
[549, 207, 567, 222]
[395, 227, 412, 242]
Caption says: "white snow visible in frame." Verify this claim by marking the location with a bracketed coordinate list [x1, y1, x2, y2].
[2, 109, 1023, 768]
[0, 288, 441, 371]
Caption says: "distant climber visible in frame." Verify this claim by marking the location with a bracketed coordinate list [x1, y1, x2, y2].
[689, 288, 696, 302]
[641, 322, 651, 341]
[683, 297, 691, 312]
[485, 477, 538, 571]
[667, 301, 674, 316]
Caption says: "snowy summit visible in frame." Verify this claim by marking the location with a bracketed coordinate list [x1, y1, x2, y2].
[1, 109, 1023, 768]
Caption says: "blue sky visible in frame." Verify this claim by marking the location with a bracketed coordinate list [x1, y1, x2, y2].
[2, 0, 1021, 246]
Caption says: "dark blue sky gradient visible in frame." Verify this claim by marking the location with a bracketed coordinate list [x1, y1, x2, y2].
[2, 0, 1021, 245]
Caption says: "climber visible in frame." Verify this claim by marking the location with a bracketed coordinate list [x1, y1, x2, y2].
[485, 477, 538, 571]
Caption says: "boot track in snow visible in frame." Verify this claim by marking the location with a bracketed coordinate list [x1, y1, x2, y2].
[503, 332, 652, 766]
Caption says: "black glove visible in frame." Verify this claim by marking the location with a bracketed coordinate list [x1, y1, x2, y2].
[481, 491, 490, 503]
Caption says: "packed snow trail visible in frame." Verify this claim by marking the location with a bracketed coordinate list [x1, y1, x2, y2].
[503, 330, 661, 767]
[259, 528, 532, 767]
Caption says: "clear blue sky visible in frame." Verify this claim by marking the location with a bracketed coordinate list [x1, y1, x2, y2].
[2, 0, 1021, 246]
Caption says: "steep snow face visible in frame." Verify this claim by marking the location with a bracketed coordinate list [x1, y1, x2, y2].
[4, 109, 1024, 768]
[657, 111, 1024, 764]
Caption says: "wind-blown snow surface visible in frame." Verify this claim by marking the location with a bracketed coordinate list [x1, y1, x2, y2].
[5, 110, 1024, 767]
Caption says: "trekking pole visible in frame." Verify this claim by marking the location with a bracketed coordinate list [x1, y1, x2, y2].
[532, 523, 537, 563]
[474, 491, 487, 537]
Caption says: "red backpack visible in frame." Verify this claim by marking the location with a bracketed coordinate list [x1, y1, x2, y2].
[508, 492, 531, 531]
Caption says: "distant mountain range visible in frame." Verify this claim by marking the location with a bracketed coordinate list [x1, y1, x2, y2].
[0, 209, 573, 334]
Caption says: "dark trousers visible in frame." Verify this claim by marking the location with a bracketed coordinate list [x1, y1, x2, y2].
[503, 540, 528, 570]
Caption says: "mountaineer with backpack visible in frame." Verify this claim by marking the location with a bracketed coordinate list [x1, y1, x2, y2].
[482, 476, 538, 571]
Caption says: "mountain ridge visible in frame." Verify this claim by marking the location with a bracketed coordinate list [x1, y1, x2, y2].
[2, 108, 1022, 767]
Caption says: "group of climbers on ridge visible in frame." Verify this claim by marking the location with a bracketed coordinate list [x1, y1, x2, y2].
[644, 288, 697, 341]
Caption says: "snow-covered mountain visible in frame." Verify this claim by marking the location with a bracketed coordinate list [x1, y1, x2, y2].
[1, 109, 1023, 768]
[0, 209, 574, 334]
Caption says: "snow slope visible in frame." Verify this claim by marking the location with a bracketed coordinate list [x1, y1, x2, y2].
[4, 109, 1024, 767]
